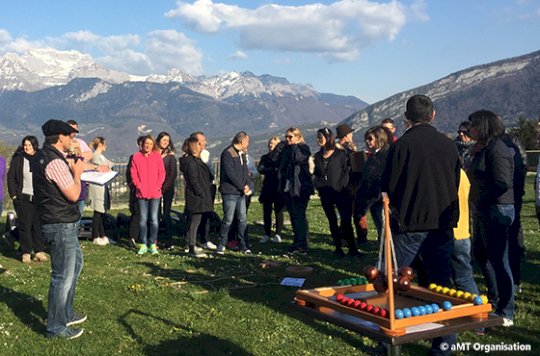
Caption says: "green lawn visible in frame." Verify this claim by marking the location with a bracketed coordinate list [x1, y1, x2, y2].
[1, 176, 539, 355]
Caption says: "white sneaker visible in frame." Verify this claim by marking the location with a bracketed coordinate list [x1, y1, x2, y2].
[184, 246, 203, 253]
[260, 235, 271, 243]
[93, 237, 106, 246]
[502, 318, 514, 327]
[271, 234, 282, 243]
[202, 241, 217, 250]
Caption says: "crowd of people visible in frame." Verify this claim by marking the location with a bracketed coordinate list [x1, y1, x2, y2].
[0, 94, 538, 343]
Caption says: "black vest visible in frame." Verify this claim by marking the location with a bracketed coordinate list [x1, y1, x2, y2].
[32, 144, 80, 224]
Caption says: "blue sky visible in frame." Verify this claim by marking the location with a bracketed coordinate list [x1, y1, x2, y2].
[0, 0, 539, 103]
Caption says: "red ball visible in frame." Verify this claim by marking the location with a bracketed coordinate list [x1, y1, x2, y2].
[359, 302, 368, 310]
[372, 306, 380, 315]
[346, 299, 356, 306]
[335, 294, 345, 302]
[379, 308, 388, 318]
[366, 304, 374, 313]
[398, 276, 411, 291]
[398, 266, 415, 281]
[353, 300, 362, 308]
[363, 265, 379, 282]
[340, 297, 349, 305]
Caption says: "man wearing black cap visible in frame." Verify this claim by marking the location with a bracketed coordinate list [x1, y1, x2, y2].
[32, 119, 86, 339]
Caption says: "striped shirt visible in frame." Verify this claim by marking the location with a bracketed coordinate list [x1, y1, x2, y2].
[45, 159, 74, 190]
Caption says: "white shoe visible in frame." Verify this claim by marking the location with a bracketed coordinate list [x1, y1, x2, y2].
[202, 241, 217, 250]
[260, 235, 271, 243]
[502, 318, 514, 327]
[271, 234, 282, 243]
[184, 246, 203, 253]
[93, 237, 106, 246]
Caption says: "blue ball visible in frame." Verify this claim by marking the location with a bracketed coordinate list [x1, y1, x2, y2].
[403, 308, 412, 318]
[411, 307, 420, 316]
[442, 301, 452, 311]
[395, 309, 404, 319]
[425, 305, 433, 314]
[418, 306, 427, 315]
[431, 303, 440, 313]
[473, 296, 483, 305]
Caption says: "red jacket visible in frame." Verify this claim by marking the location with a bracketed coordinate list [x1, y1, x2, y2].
[130, 150, 165, 199]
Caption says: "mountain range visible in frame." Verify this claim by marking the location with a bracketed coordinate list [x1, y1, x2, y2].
[0, 48, 366, 160]
[343, 49, 540, 137]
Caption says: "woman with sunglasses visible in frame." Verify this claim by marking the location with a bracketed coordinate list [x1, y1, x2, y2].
[354, 126, 390, 242]
[278, 127, 313, 254]
[455, 121, 475, 166]
[313, 127, 359, 257]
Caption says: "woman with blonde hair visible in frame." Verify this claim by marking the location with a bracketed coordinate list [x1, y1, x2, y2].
[179, 136, 214, 258]
[278, 127, 313, 254]
[88, 137, 114, 245]
[130, 135, 165, 255]
[258, 136, 285, 243]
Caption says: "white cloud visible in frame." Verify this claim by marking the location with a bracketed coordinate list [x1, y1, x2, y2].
[0, 28, 203, 75]
[228, 50, 247, 60]
[167, 0, 411, 61]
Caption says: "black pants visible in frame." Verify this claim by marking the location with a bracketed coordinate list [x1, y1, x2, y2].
[186, 212, 203, 248]
[160, 188, 174, 239]
[14, 197, 44, 254]
[285, 194, 310, 250]
[319, 188, 357, 253]
[92, 211, 106, 239]
[262, 195, 285, 236]
[129, 189, 140, 241]
[508, 201, 525, 286]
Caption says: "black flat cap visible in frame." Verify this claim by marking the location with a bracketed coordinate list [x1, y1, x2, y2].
[42, 120, 79, 136]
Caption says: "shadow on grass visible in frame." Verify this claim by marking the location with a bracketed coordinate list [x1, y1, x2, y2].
[0, 286, 46, 335]
[136, 243, 382, 355]
[118, 309, 250, 355]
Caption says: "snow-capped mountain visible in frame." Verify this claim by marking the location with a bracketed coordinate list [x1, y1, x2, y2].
[0, 48, 367, 160]
[0, 48, 325, 101]
[343, 49, 540, 136]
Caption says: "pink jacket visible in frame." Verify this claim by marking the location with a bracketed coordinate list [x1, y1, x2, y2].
[130, 150, 166, 199]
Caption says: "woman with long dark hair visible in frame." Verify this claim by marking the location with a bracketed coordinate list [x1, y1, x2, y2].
[313, 127, 358, 256]
[87, 137, 114, 246]
[354, 126, 390, 242]
[179, 137, 214, 258]
[156, 132, 177, 243]
[7, 136, 47, 263]
[130, 135, 165, 255]
[278, 127, 313, 254]
[258, 136, 285, 244]
[467, 110, 515, 326]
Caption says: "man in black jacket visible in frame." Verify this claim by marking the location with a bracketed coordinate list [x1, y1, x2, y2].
[381, 95, 460, 355]
[216, 131, 251, 254]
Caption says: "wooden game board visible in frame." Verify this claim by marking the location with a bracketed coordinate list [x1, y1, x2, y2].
[294, 283, 492, 336]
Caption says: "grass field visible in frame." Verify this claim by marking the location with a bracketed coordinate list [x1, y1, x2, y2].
[0, 176, 539, 355]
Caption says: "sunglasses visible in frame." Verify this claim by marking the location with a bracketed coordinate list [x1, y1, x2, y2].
[285, 135, 295, 139]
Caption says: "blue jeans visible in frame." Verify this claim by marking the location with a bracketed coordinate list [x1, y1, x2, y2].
[42, 222, 83, 336]
[451, 238, 479, 295]
[219, 194, 247, 250]
[394, 229, 456, 355]
[138, 198, 160, 246]
[474, 204, 515, 319]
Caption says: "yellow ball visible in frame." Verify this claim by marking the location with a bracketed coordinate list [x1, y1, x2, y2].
[469, 293, 478, 301]
[436, 286, 444, 293]
[429, 283, 437, 290]
[481, 295, 488, 305]
[463, 292, 472, 300]
[449, 289, 457, 297]
[456, 291, 464, 298]
[442, 287, 450, 295]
